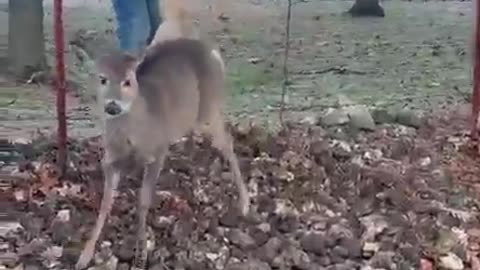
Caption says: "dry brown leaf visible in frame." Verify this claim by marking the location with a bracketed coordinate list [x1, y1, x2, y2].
[36, 163, 59, 195]
[469, 251, 480, 270]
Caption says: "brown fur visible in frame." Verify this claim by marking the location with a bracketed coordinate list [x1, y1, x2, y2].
[147, 0, 224, 74]
[95, 53, 137, 84]
[149, 0, 199, 46]
[138, 39, 223, 124]
[75, 38, 249, 270]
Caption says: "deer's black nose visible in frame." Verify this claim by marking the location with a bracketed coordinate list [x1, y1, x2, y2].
[105, 101, 122, 116]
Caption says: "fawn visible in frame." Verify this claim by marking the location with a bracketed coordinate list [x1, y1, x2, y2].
[75, 38, 249, 269]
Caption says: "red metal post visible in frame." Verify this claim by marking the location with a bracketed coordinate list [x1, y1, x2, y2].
[54, 0, 67, 174]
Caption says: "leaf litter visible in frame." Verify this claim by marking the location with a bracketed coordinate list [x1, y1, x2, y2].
[2, 108, 480, 270]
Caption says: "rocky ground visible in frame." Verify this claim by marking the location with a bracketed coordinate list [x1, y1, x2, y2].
[2, 101, 480, 270]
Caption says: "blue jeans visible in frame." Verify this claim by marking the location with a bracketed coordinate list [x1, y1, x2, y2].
[111, 0, 162, 55]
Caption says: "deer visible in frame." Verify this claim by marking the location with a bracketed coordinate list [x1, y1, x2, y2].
[75, 38, 250, 270]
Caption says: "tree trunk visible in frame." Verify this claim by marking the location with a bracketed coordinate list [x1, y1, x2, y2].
[8, 0, 46, 79]
[348, 0, 385, 17]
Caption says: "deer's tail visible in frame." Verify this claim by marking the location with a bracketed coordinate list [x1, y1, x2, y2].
[161, 0, 190, 23]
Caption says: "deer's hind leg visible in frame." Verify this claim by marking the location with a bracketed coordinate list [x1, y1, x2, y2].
[204, 116, 250, 216]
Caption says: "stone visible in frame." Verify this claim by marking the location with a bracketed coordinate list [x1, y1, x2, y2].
[300, 114, 318, 125]
[99, 241, 113, 260]
[419, 157, 432, 167]
[331, 246, 349, 264]
[345, 105, 376, 131]
[41, 246, 63, 264]
[300, 233, 327, 256]
[55, 209, 71, 222]
[362, 242, 380, 258]
[114, 236, 136, 262]
[327, 223, 354, 243]
[50, 220, 73, 245]
[331, 260, 359, 270]
[24, 265, 41, 270]
[12, 264, 24, 270]
[370, 251, 396, 269]
[290, 247, 311, 269]
[257, 223, 271, 233]
[227, 229, 256, 250]
[371, 108, 396, 124]
[320, 108, 349, 127]
[336, 94, 355, 107]
[214, 246, 230, 270]
[151, 215, 175, 230]
[1, 252, 19, 268]
[396, 109, 423, 128]
[330, 140, 352, 159]
[220, 209, 242, 227]
[248, 227, 270, 246]
[225, 259, 272, 270]
[20, 215, 43, 238]
[360, 214, 388, 241]
[438, 253, 464, 270]
[90, 255, 118, 270]
[62, 246, 80, 265]
[0, 221, 22, 238]
[363, 149, 383, 161]
[17, 238, 48, 257]
[271, 215, 299, 233]
[116, 263, 130, 270]
[339, 237, 362, 258]
[274, 245, 311, 270]
[306, 263, 326, 270]
[257, 237, 282, 263]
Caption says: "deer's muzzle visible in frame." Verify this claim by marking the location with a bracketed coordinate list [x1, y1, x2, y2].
[105, 100, 122, 116]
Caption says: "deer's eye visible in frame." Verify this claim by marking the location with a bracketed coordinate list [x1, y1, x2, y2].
[122, 80, 131, 87]
[99, 76, 108, 85]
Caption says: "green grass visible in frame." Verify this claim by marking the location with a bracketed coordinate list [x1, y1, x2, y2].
[0, 86, 47, 110]
[227, 62, 278, 94]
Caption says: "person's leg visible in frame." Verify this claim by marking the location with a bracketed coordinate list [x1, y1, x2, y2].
[111, 0, 151, 55]
[145, 0, 162, 45]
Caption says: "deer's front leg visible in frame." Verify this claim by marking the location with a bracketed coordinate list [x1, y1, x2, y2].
[132, 149, 167, 270]
[76, 162, 120, 269]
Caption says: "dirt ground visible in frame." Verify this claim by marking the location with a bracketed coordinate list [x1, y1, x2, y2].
[2, 0, 480, 270]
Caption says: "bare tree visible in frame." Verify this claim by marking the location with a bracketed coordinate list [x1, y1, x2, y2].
[8, 0, 47, 79]
[348, 0, 385, 17]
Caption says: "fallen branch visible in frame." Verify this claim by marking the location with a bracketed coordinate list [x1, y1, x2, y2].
[294, 66, 369, 75]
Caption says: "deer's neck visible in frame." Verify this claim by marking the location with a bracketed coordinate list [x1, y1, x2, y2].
[102, 113, 132, 141]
